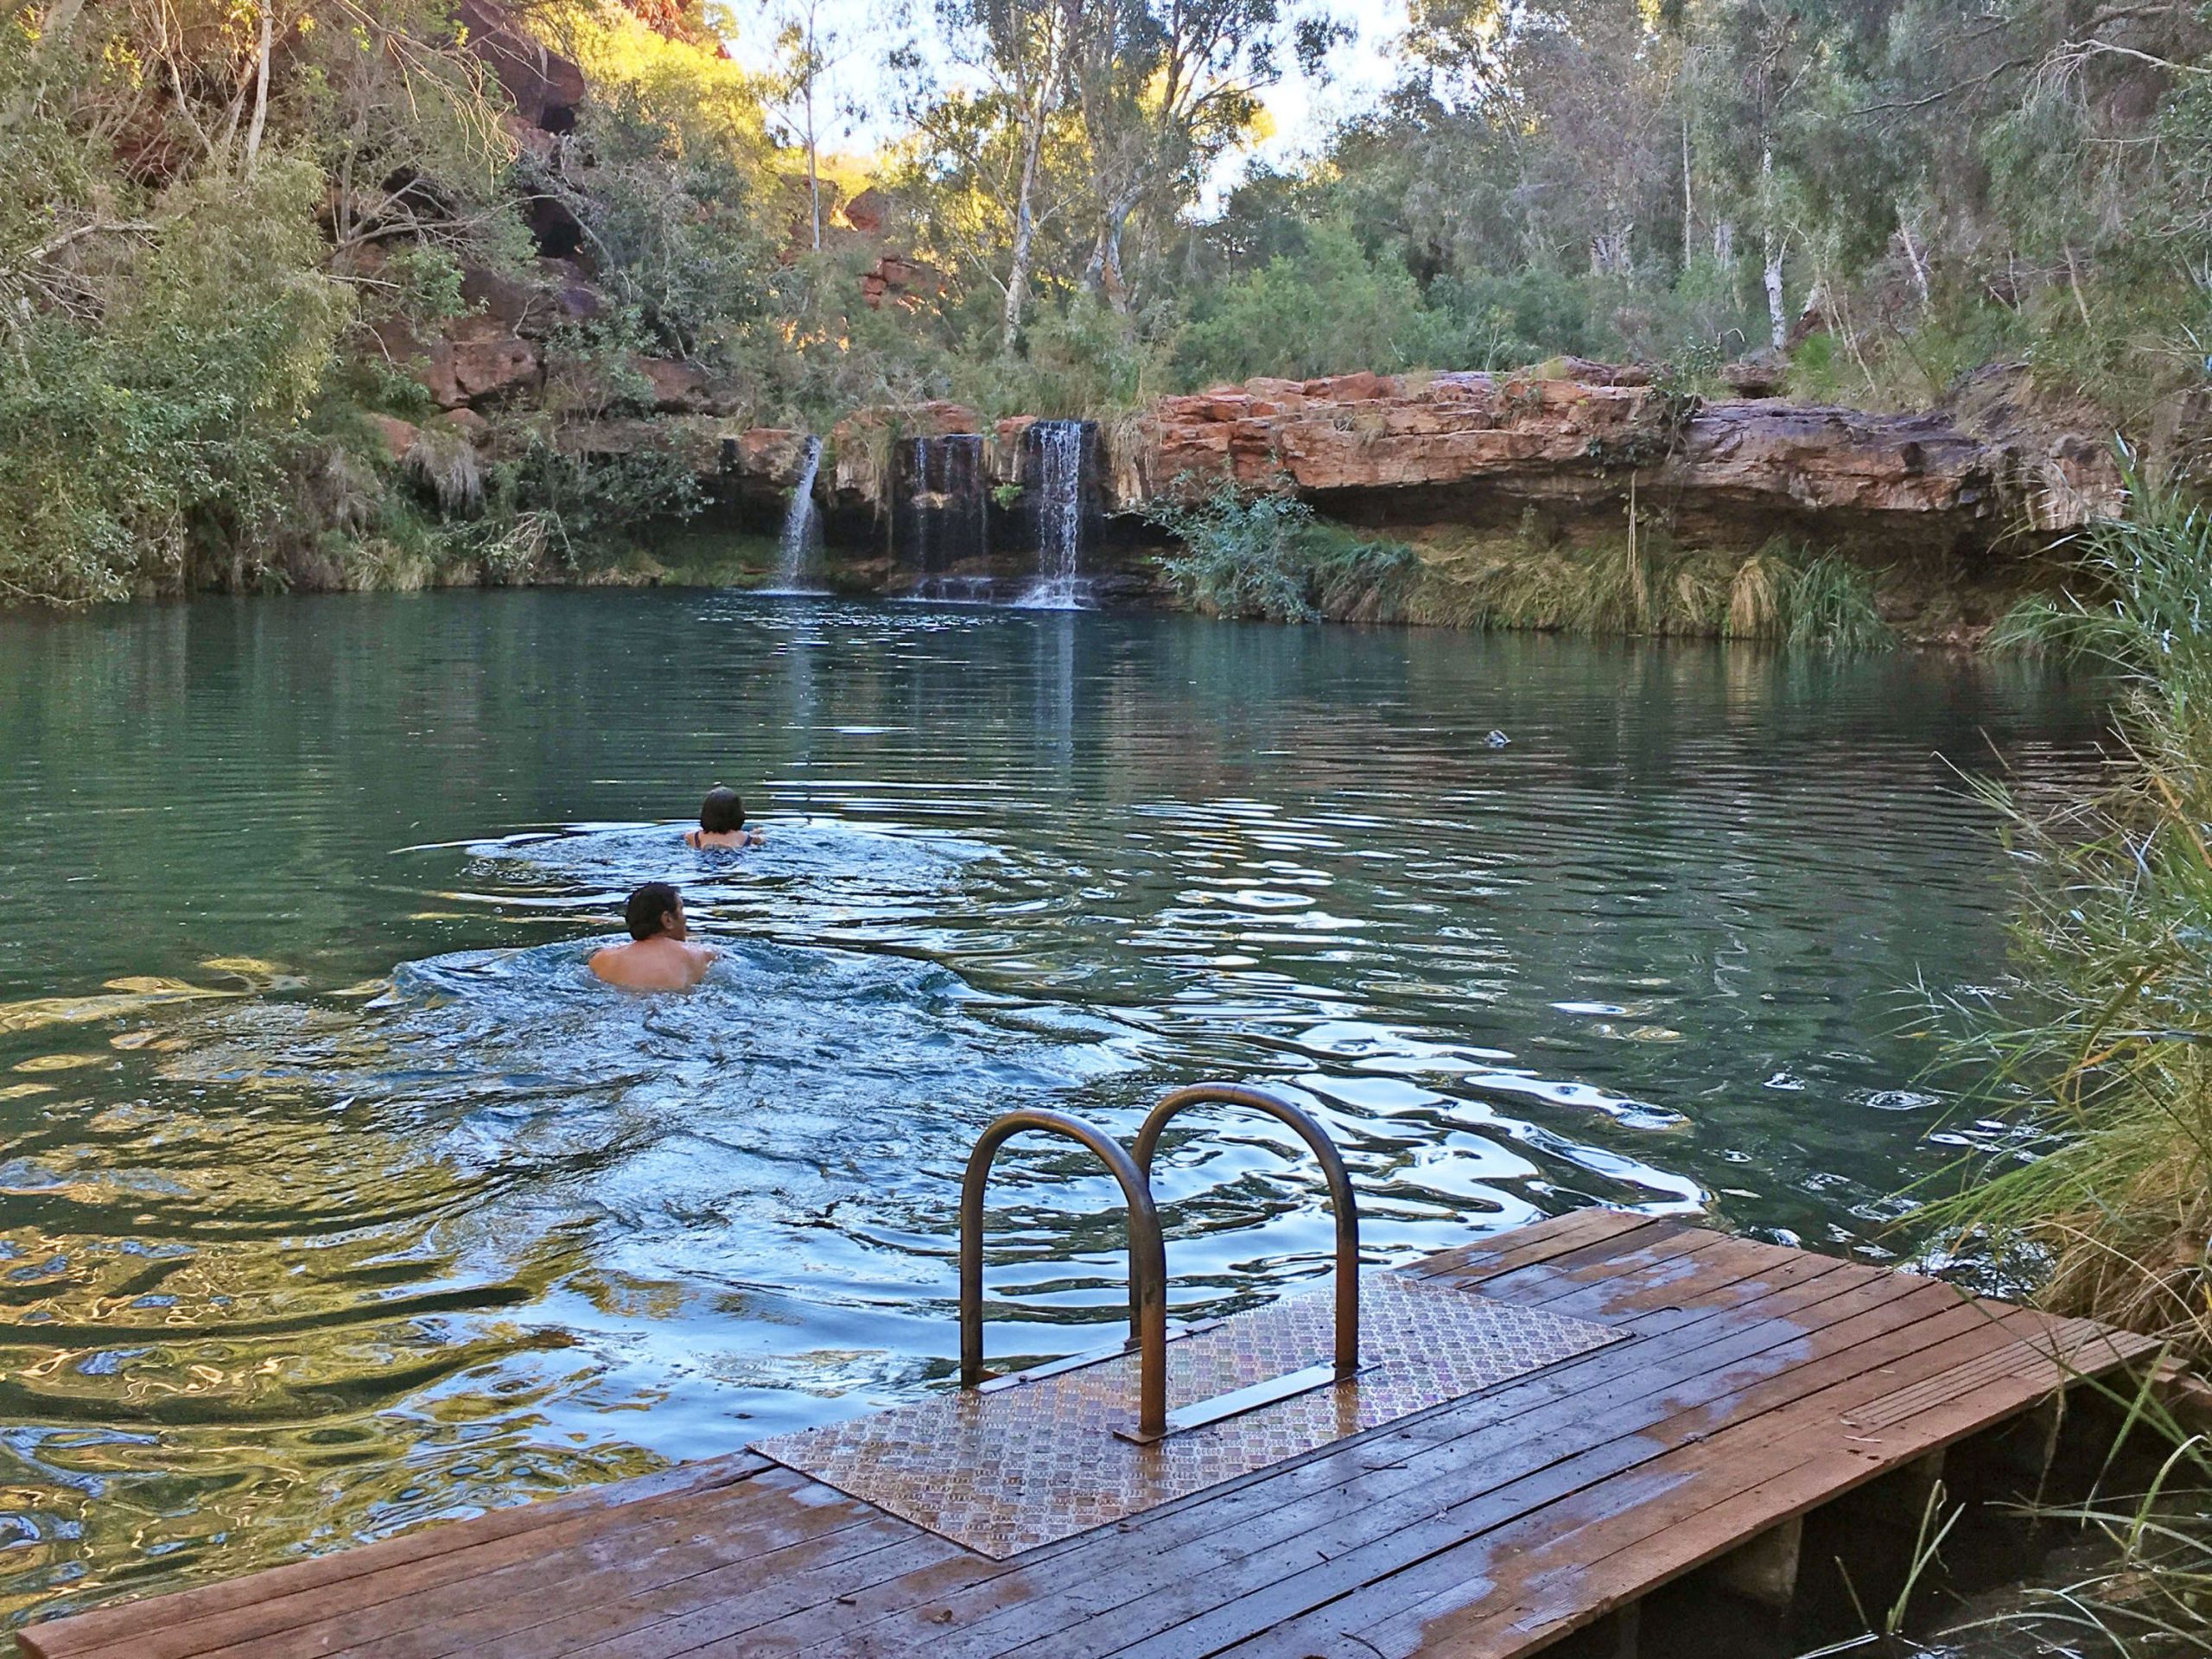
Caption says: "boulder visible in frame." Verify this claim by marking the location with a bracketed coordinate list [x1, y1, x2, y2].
[540, 257, 606, 324]
[1720, 352, 1789, 399]
[461, 264, 556, 336]
[634, 356, 713, 414]
[729, 429, 817, 490]
[364, 414, 420, 464]
[842, 188, 891, 236]
[861, 252, 947, 309]
[445, 337, 540, 407]
[825, 401, 980, 511]
[459, 0, 584, 131]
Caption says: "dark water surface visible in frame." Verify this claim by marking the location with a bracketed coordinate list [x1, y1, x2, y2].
[0, 592, 2102, 1628]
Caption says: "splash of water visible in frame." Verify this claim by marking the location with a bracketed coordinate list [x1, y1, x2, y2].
[764, 436, 825, 594]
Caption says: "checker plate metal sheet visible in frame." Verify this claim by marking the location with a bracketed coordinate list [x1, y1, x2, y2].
[753, 1271, 1625, 1558]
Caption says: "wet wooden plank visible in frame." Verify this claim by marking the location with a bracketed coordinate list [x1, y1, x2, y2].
[1222, 1313, 2161, 1659]
[17, 1455, 772, 1659]
[1402, 1208, 1663, 1287]
[1026, 1283, 2028, 1659]
[207, 1470, 891, 1659]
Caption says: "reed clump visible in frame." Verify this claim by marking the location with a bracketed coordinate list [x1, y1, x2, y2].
[1929, 484, 2212, 1352]
[1404, 528, 1893, 647]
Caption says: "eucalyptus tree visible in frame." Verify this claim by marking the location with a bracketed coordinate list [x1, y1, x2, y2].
[760, 0, 856, 252]
[911, 0, 1081, 350]
[1065, 0, 1336, 311]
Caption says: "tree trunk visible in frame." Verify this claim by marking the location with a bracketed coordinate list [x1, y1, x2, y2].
[1897, 207, 1930, 308]
[3, 0, 86, 130]
[1713, 219, 1734, 271]
[1760, 141, 1786, 350]
[805, 88, 821, 253]
[1592, 223, 1633, 279]
[1764, 243, 1788, 350]
[1681, 115, 1694, 270]
[244, 3, 273, 174]
[1004, 132, 1044, 347]
[1084, 186, 1141, 311]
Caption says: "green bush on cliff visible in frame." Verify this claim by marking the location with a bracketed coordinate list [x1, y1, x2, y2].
[0, 160, 351, 602]
[1148, 484, 1418, 623]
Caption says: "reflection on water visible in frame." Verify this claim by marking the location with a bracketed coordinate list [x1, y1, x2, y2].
[0, 592, 2103, 1626]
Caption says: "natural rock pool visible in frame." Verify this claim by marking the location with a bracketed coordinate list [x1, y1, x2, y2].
[0, 591, 2107, 1629]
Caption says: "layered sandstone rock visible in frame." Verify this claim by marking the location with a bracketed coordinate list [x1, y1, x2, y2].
[1125, 369, 2122, 554]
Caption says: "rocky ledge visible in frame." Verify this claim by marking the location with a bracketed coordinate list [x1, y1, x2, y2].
[1129, 367, 2123, 556]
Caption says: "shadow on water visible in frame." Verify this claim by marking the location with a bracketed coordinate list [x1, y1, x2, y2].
[0, 592, 2111, 1624]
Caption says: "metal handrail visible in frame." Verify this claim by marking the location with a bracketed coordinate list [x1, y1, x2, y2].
[1133, 1084, 1362, 1380]
[958, 1108, 1169, 1441]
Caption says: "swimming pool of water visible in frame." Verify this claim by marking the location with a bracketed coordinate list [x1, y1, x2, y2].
[0, 591, 2105, 1625]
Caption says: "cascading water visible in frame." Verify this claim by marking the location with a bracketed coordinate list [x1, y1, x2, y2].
[1018, 420, 1094, 609]
[765, 435, 825, 594]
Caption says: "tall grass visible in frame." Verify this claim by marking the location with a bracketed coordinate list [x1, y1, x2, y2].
[1412, 529, 1894, 647]
[1929, 484, 2212, 1348]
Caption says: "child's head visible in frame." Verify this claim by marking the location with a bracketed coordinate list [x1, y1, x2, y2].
[699, 785, 746, 835]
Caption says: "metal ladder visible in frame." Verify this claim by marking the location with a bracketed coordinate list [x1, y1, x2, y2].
[957, 1084, 1362, 1445]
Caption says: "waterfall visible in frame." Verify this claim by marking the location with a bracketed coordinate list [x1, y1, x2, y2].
[1019, 421, 1093, 609]
[766, 435, 824, 593]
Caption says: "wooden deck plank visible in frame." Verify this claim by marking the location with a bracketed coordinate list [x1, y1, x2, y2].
[14, 1214, 2167, 1659]
[744, 1232, 1867, 1659]
[1227, 1311, 2158, 1659]
[235, 1472, 899, 1659]
[1399, 1209, 1663, 1287]
[16, 1455, 772, 1659]
[474, 1529, 955, 1659]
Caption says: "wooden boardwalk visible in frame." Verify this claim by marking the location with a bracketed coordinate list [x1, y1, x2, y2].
[19, 1210, 2163, 1659]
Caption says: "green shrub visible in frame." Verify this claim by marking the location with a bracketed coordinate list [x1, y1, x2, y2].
[494, 440, 705, 563]
[1147, 484, 1417, 623]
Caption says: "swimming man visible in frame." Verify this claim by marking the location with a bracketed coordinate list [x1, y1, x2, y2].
[684, 785, 766, 851]
[589, 882, 720, 991]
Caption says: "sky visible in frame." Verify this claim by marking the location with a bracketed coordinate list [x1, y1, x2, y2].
[715, 1, 1412, 195]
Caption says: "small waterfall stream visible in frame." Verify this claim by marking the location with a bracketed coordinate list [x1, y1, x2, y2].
[766, 435, 825, 593]
[1019, 420, 1094, 609]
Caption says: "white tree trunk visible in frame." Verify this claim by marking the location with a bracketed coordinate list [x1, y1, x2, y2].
[1897, 208, 1930, 308]
[1592, 224, 1632, 278]
[1681, 116, 1694, 270]
[244, 3, 273, 173]
[1004, 134, 1044, 347]
[1759, 142, 1785, 350]
[1713, 219, 1734, 271]
[1764, 245, 1788, 350]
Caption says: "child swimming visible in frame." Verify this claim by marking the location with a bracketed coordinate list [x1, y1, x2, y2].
[685, 785, 766, 851]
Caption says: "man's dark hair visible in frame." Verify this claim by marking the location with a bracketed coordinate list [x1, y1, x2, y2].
[624, 882, 682, 941]
[699, 786, 746, 835]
